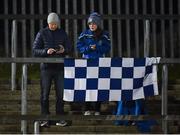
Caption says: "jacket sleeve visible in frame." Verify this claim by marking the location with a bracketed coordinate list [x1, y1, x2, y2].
[32, 31, 48, 57]
[96, 32, 111, 54]
[76, 33, 91, 54]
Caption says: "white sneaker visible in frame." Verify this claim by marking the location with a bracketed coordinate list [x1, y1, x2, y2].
[84, 111, 91, 116]
[56, 120, 68, 127]
[131, 121, 136, 126]
[94, 111, 100, 115]
[40, 121, 49, 127]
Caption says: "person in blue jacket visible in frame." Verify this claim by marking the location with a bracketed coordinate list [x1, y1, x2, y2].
[33, 12, 72, 127]
[76, 12, 111, 115]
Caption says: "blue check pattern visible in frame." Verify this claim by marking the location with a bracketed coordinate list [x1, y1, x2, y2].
[63, 57, 160, 102]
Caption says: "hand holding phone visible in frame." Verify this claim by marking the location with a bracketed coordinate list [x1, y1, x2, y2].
[56, 45, 65, 54]
[90, 44, 96, 50]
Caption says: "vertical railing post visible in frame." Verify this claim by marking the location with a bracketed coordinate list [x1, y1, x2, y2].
[73, 0, 78, 57]
[161, 65, 168, 134]
[11, 20, 17, 91]
[21, 64, 28, 134]
[34, 121, 40, 134]
[144, 20, 150, 57]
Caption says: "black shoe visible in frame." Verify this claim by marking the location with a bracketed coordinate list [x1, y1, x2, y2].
[40, 121, 49, 127]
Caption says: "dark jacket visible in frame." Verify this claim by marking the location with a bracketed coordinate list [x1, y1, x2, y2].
[33, 27, 71, 70]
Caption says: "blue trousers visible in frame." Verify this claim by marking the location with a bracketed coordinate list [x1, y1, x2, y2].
[40, 69, 64, 115]
[115, 99, 156, 133]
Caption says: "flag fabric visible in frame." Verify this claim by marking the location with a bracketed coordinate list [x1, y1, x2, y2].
[63, 57, 160, 102]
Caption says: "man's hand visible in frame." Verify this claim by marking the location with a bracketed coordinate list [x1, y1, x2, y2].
[56, 45, 65, 54]
[47, 48, 56, 54]
[56, 47, 65, 54]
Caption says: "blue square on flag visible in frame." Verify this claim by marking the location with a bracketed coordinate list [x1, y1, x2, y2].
[110, 79, 122, 89]
[98, 90, 109, 101]
[99, 67, 110, 78]
[122, 67, 133, 78]
[134, 58, 145, 66]
[144, 85, 154, 96]
[74, 90, 86, 101]
[133, 78, 143, 89]
[87, 59, 99, 66]
[87, 79, 98, 89]
[145, 65, 152, 75]
[111, 57, 122, 67]
[75, 67, 86, 78]
[64, 79, 74, 89]
[121, 90, 133, 101]
[64, 58, 75, 66]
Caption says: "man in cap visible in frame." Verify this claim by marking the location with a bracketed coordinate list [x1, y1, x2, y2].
[33, 12, 72, 127]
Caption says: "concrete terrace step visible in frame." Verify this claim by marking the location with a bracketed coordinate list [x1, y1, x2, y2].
[39, 125, 139, 134]
[168, 84, 180, 90]
[169, 79, 180, 84]
[0, 124, 21, 134]
[0, 101, 180, 117]
[0, 123, 137, 134]
[0, 121, 179, 134]
[150, 125, 180, 134]
[0, 114, 179, 134]
[38, 124, 179, 134]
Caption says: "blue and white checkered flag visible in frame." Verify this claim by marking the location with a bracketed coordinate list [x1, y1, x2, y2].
[63, 57, 160, 102]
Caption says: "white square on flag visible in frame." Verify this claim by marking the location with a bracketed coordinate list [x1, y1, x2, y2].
[74, 79, 86, 90]
[99, 58, 111, 67]
[63, 90, 74, 101]
[87, 67, 99, 78]
[75, 59, 87, 67]
[109, 90, 122, 101]
[85, 90, 98, 101]
[64, 67, 75, 78]
[98, 79, 110, 89]
[133, 67, 145, 78]
[121, 79, 133, 89]
[133, 87, 144, 100]
[110, 67, 122, 78]
[122, 58, 134, 67]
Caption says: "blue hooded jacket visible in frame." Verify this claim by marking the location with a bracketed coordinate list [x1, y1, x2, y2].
[76, 29, 111, 59]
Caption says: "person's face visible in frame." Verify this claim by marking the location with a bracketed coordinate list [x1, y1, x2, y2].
[89, 22, 98, 31]
[48, 22, 58, 31]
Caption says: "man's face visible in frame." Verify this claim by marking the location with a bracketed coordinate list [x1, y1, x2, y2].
[89, 22, 98, 31]
[48, 22, 58, 31]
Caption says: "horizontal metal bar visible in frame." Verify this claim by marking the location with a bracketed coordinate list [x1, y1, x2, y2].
[0, 57, 64, 63]
[0, 58, 179, 64]
[1, 15, 180, 20]
[0, 114, 179, 121]
[160, 58, 180, 64]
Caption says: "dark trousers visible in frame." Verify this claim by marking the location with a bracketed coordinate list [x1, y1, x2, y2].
[40, 69, 64, 115]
